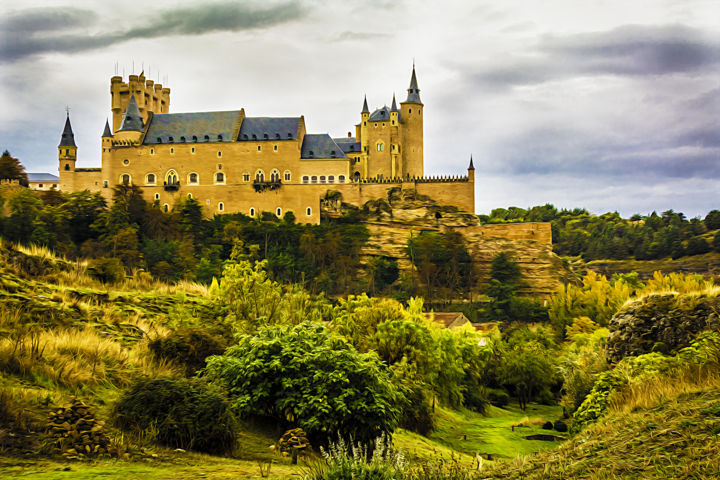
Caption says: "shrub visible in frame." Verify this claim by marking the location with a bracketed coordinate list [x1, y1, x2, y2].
[149, 327, 227, 376]
[486, 388, 510, 407]
[113, 377, 237, 454]
[87, 257, 124, 283]
[553, 420, 568, 432]
[542, 421, 553, 430]
[303, 436, 405, 480]
[398, 383, 435, 435]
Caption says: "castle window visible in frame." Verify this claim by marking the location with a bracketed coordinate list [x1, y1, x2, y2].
[206, 199, 210, 205]
[188, 173, 198, 184]
[376, 142, 384, 152]
[218, 202, 224, 212]
[157, 137, 162, 143]
[217, 151, 222, 157]
[121, 174, 131, 185]
[218, 164, 222, 170]
[170, 148, 174, 154]
[302, 176, 309, 184]
[163, 204, 169, 212]
[243, 173, 250, 182]
[38, 184, 43, 188]
[204, 135, 210, 142]
[187, 193, 192, 199]
[154, 193, 160, 200]
[273, 145, 278, 152]
[65, 149, 69, 155]
[215, 172, 225, 184]
[382, 123, 385, 127]
[263, 134, 268, 140]
[270, 169, 280, 182]
[146, 173, 156, 185]
[330, 150, 336, 158]
[243, 134, 248, 140]
[311, 176, 317, 184]
[64, 164, 70, 171]
[257, 145, 261, 152]
[218, 135, 223, 141]
[308, 150, 314, 158]
[150, 148, 155, 155]
[409, 109, 412, 114]
[255, 170, 265, 182]
[288, 133, 292, 138]
[354, 172, 360, 182]
[192, 136, 198, 142]
[374, 123, 378, 127]
[363, 122, 366, 126]
[284, 171, 291, 181]
[338, 175, 346, 183]
[191, 147, 195, 154]
[249, 208, 255, 217]
[276, 207, 282, 217]
[392, 120, 395, 125]
[166, 170, 178, 185]
[103, 180, 109, 188]
[419, 109, 421, 114]
[123, 159, 129, 165]
[180, 136, 186, 142]
[306, 207, 312, 216]
[252, 134, 257, 140]
[320, 176, 326, 184]
[328, 175, 335, 183]
[275, 134, 280, 139]
[168, 136, 174, 143]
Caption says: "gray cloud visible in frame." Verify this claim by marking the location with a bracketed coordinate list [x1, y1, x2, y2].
[0, 2, 307, 63]
[334, 31, 393, 41]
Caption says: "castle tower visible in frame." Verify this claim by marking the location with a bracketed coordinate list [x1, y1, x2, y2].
[58, 113, 77, 191]
[359, 95, 370, 179]
[468, 154, 475, 183]
[111, 74, 170, 132]
[101, 119, 113, 193]
[390, 94, 400, 177]
[114, 95, 145, 144]
[400, 65, 423, 178]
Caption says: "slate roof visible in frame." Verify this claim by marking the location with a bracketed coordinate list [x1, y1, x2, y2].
[27, 173, 59, 182]
[102, 119, 112, 137]
[118, 95, 144, 132]
[405, 66, 422, 103]
[59, 115, 76, 147]
[237, 117, 300, 141]
[369, 106, 393, 121]
[301, 134, 348, 159]
[333, 137, 362, 154]
[362, 96, 369, 113]
[143, 111, 241, 145]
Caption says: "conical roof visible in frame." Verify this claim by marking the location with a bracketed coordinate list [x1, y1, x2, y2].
[362, 95, 369, 114]
[468, 154, 475, 170]
[58, 114, 76, 147]
[118, 95, 144, 132]
[102, 119, 112, 137]
[391, 93, 398, 112]
[405, 66, 421, 103]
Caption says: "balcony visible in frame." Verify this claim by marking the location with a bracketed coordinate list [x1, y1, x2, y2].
[253, 179, 282, 193]
[163, 180, 180, 191]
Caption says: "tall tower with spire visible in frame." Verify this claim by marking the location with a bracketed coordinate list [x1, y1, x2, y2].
[58, 113, 77, 191]
[400, 65, 424, 178]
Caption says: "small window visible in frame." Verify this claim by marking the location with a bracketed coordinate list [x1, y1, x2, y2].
[121, 174, 131, 184]
[273, 145, 278, 151]
[392, 120, 395, 125]
[255, 170, 265, 182]
[376, 143, 384, 152]
[38, 184, 43, 188]
[157, 137, 162, 143]
[382, 123, 385, 127]
[263, 134, 268, 140]
[257, 145, 261, 152]
[204, 135, 210, 142]
[288, 133, 292, 138]
[123, 159, 129, 165]
[338, 175, 345, 183]
[217, 151, 222, 157]
[243, 173, 250, 182]
[330, 150, 336, 158]
[270, 169, 280, 182]
[103, 180, 109, 188]
[166, 170, 178, 185]
[163, 204, 169, 212]
[65, 149, 69, 155]
[252, 134, 257, 140]
[218, 164, 222, 170]
[154, 193, 160, 200]
[363, 121, 366, 126]
[320, 176, 326, 184]
[306, 207, 312, 216]
[284, 171, 291, 181]
[191, 147, 196, 154]
[192, 136, 198, 142]
[218, 202, 224, 212]
[180, 136, 186, 142]
[374, 123, 378, 127]
[170, 147, 174, 154]
[302, 176, 309, 184]
[187, 193, 192, 199]
[146, 173, 156, 185]
[311, 175, 317, 184]
[409, 109, 412, 114]
[328, 175, 335, 183]
[249, 208, 255, 217]
[150, 148, 155, 155]
[218, 135, 223, 141]
[168, 136, 174, 143]
[276, 207, 282, 217]
[188, 173, 198, 184]
[216, 172, 225, 183]
[64, 164, 70, 171]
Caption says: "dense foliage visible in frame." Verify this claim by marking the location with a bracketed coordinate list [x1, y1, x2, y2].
[0, 150, 28, 186]
[481, 204, 720, 261]
[113, 377, 237, 454]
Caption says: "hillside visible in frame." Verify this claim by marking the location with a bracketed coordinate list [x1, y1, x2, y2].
[579, 252, 720, 282]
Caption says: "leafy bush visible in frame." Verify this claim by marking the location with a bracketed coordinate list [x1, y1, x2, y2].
[149, 327, 227, 376]
[486, 388, 510, 407]
[113, 377, 237, 454]
[302, 435, 405, 480]
[553, 420, 568, 432]
[204, 321, 402, 445]
[397, 382, 435, 435]
[87, 257, 124, 283]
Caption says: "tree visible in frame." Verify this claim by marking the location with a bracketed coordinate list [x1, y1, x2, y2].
[203, 321, 402, 445]
[500, 330, 556, 410]
[705, 210, 720, 230]
[0, 150, 28, 186]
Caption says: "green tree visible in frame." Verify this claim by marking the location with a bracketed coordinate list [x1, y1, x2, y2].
[203, 321, 402, 444]
[0, 150, 28, 186]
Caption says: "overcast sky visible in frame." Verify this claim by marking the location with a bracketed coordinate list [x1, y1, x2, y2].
[1, 0, 718, 217]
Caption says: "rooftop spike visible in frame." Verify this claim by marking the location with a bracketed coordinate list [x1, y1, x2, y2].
[405, 64, 421, 103]
[58, 113, 76, 147]
[362, 95, 369, 114]
[468, 154, 475, 170]
[118, 95, 144, 132]
[102, 119, 112, 137]
[391, 93, 398, 112]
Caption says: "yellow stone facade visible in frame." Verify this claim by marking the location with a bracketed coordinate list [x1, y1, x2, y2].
[58, 68, 475, 223]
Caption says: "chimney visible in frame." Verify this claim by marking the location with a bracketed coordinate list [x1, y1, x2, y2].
[348, 131, 352, 138]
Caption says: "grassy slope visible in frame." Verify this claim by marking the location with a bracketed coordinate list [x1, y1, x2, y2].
[579, 252, 720, 281]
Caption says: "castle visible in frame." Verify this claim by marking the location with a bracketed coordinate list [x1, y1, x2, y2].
[57, 67, 475, 223]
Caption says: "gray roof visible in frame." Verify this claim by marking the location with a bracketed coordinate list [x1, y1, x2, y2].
[405, 66, 422, 103]
[58, 115, 76, 147]
[362, 96, 369, 114]
[28, 173, 59, 182]
[143, 110, 241, 144]
[301, 134, 348, 159]
[369, 106, 392, 121]
[102, 119, 112, 137]
[237, 117, 300, 141]
[391, 94, 398, 112]
[333, 137, 362, 154]
[118, 95, 144, 132]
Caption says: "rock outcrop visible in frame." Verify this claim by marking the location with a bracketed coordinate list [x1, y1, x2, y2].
[606, 292, 720, 364]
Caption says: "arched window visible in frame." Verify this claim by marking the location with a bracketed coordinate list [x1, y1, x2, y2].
[284, 171, 291, 181]
[64, 164, 70, 171]
[270, 169, 280, 182]
[168, 136, 174, 143]
[217, 151, 222, 157]
[188, 173, 198, 184]
[215, 172, 225, 184]
[311, 175, 317, 184]
[166, 170, 178, 185]
[249, 207, 255, 217]
[320, 176, 326, 184]
[328, 175, 335, 183]
[376, 142, 384, 152]
[242, 173, 250, 182]
[218, 202, 224, 211]
[192, 136, 198, 142]
[302, 176, 309, 184]
[120, 174, 131, 184]
[146, 173, 156, 185]
[263, 134, 269, 140]
[154, 193, 159, 200]
[306, 207, 312, 216]
[255, 170, 265, 182]
[163, 204, 169, 212]
[338, 175, 346, 183]
[157, 137, 163, 143]
[353, 172, 360, 182]
[187, 193, 192, 199]
[204, 135, 210, 142]
[276, 207, 282, 217]
[150, 148, 155, 155]
[218, 135, 223, 141]
[180, 136, 186, 142]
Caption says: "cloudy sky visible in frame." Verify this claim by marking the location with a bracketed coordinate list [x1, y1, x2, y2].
[1, 0, 718, 217]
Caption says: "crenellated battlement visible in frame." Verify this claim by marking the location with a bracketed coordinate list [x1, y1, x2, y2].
[110, 74, 170, 133]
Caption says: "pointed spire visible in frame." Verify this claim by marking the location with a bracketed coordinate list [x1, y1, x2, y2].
[362, 95, 369, 114]
[102, 119, 112, 137]
[468, 154, 475, 170]
[58, 113, 76, 147]
[405, 64, 421, 103]
[118, 95, 144, 132]
[391, 93, 398, 112]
